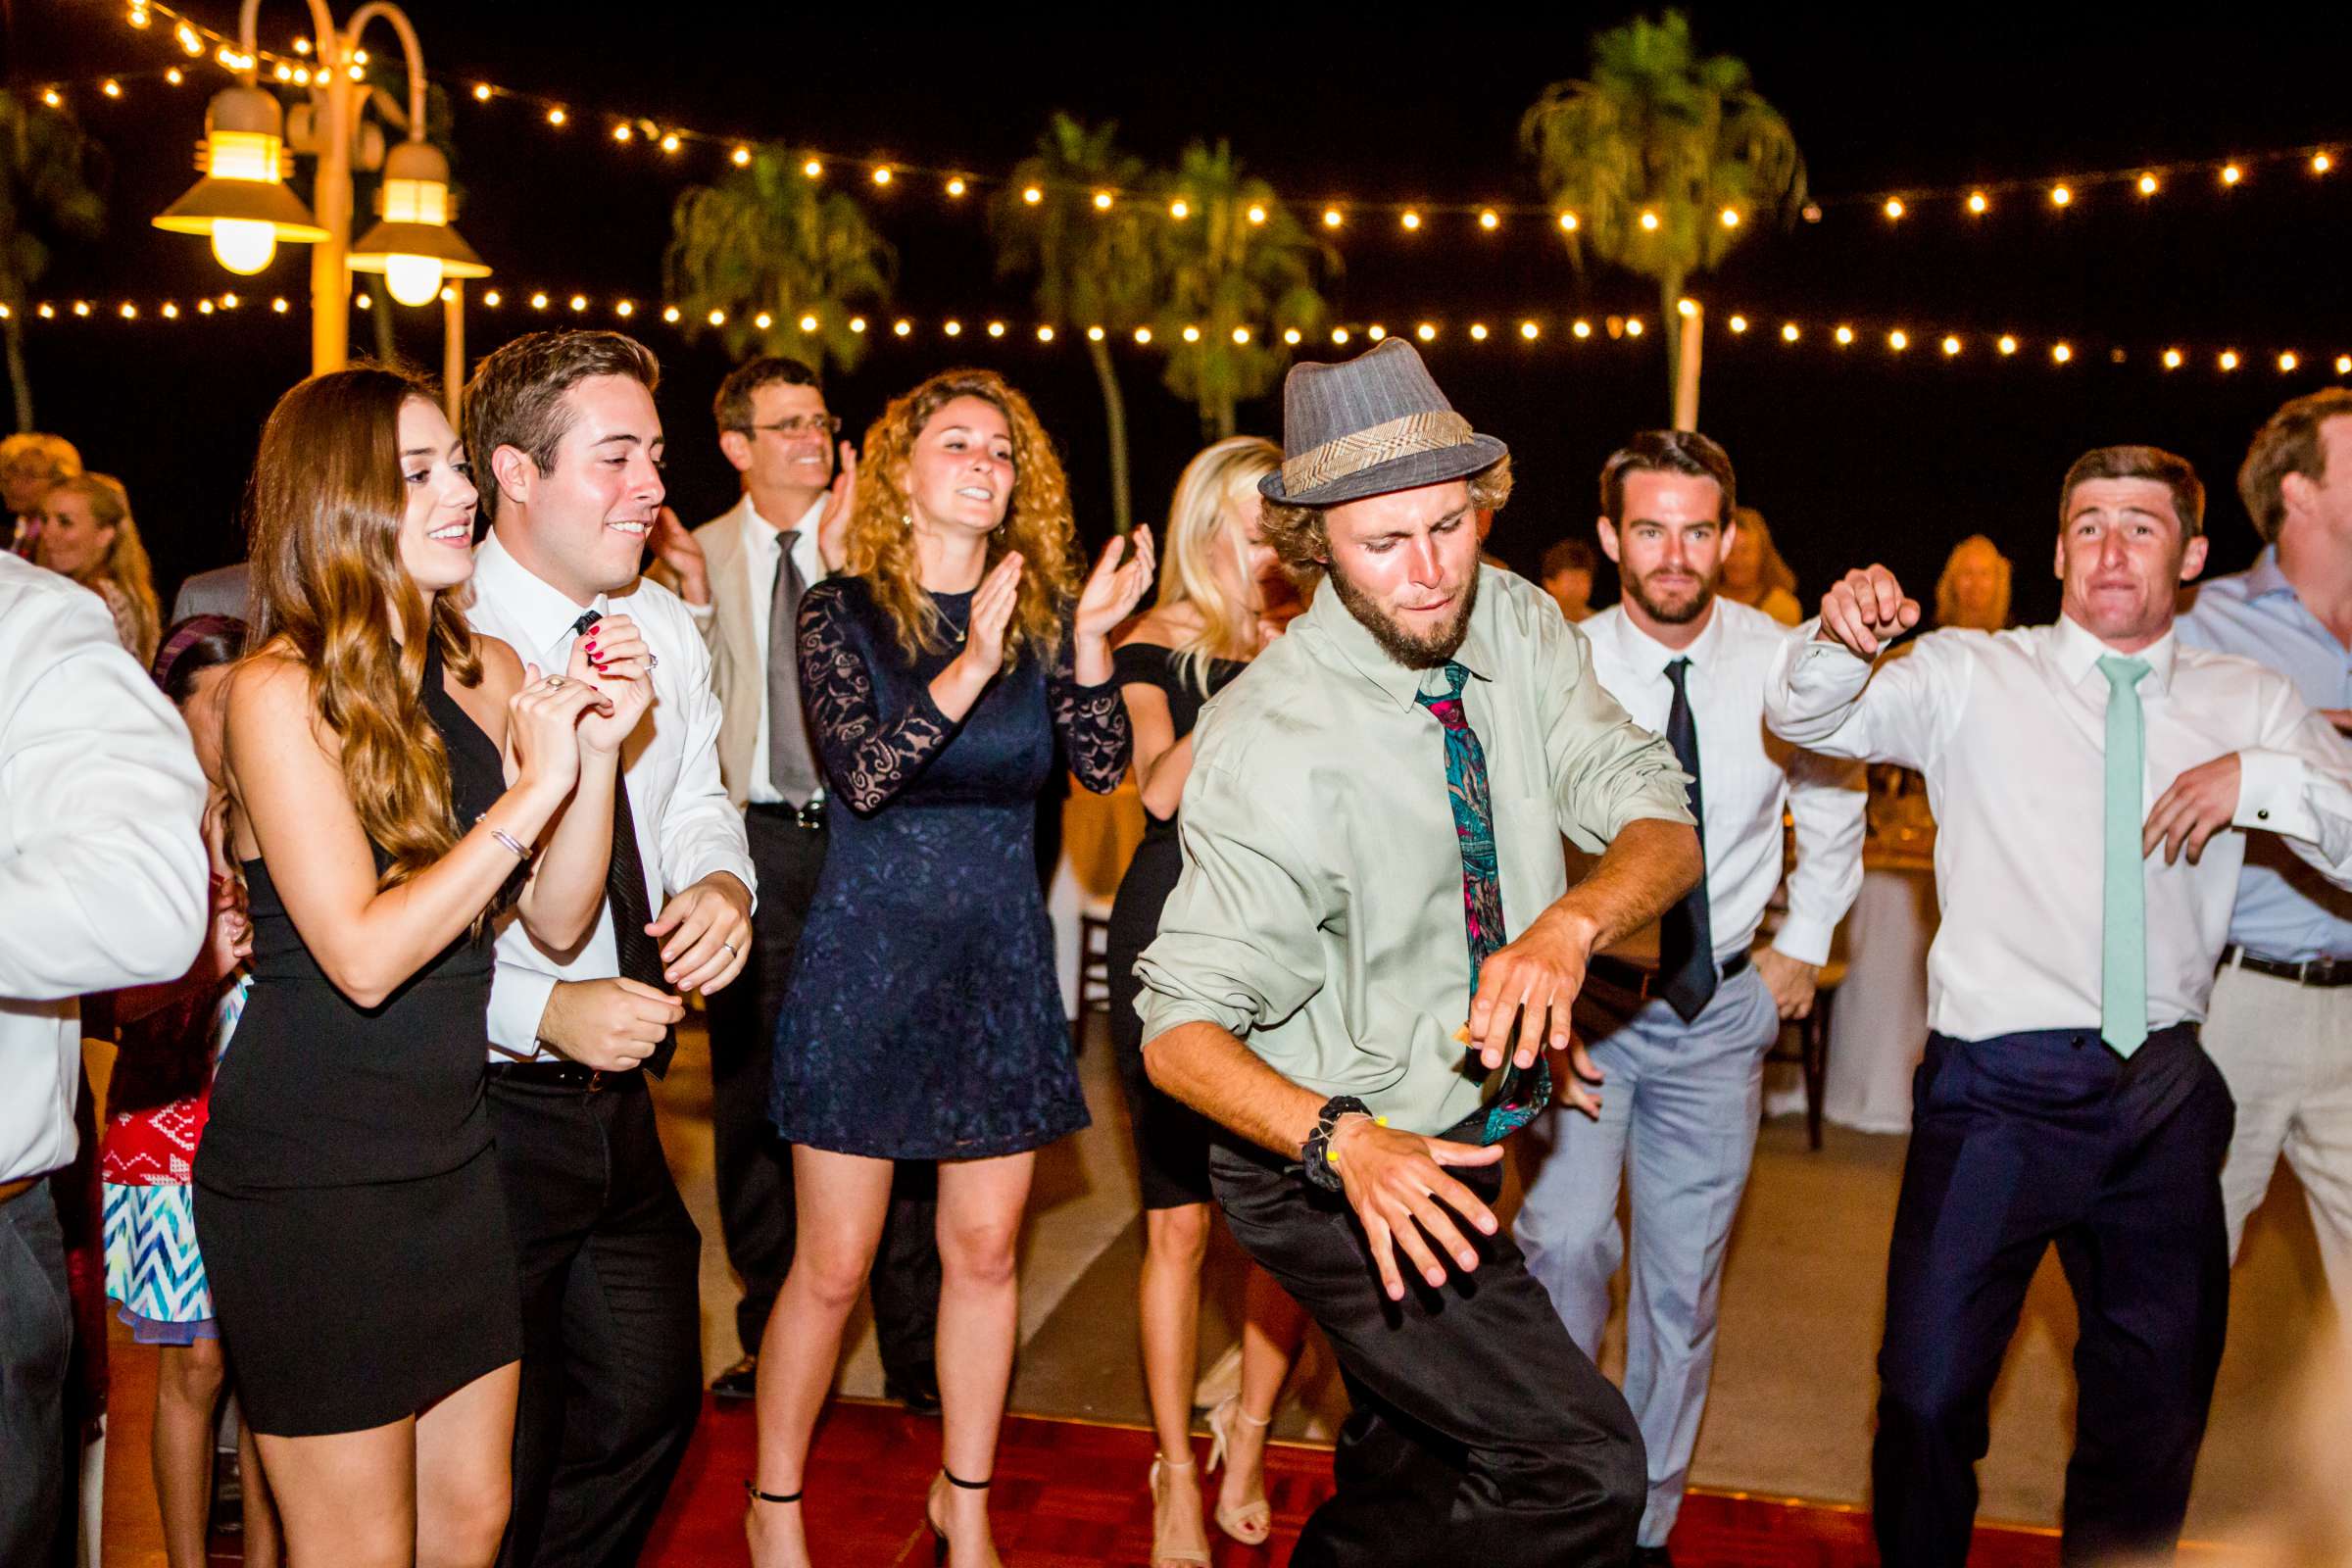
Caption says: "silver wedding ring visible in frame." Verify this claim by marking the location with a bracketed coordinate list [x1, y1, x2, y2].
[647, 654, 660, 669]
[719, 940, 738, 957]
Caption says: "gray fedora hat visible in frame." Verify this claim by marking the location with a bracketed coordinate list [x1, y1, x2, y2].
[1259, 338, 1508, 508]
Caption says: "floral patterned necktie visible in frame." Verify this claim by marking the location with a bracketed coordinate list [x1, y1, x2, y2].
[1416, 662, 1550, 1143]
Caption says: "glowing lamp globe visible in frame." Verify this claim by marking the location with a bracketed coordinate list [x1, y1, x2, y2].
[349, 140, 491, 306]
[153, 85, 328, 271]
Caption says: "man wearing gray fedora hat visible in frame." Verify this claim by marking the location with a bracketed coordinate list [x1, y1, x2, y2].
[1136, 338, 1703, 1564]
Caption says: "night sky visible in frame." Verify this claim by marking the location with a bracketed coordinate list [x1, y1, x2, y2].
[12, 1, 2352, 619]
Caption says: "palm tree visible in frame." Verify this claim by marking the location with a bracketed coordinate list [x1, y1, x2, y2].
[0, 90, 105, 431]
[991, 115, 1159, 533]
[664, 144, 894, 376]
[1152, 140, 1335, 441]
[1520, 9, 1804, 420]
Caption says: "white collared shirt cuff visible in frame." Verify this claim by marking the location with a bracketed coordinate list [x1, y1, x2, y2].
[487, 966, 561, 1060]
[2234, 748, 2316, 842]
[683, 596, 714, 625]
[1768, 915, 1836, 969]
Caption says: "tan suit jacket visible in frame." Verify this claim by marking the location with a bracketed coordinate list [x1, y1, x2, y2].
[659, 496, 762, 808]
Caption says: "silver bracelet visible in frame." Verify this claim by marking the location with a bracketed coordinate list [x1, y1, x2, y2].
[477, 814, 532, 860]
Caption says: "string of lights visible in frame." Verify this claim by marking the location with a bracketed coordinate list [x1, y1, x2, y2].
[76, 3, 2343, 239]
[14, 283, 2349, 382]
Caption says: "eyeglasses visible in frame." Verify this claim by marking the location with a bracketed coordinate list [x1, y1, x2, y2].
[744, 415, 842, 440]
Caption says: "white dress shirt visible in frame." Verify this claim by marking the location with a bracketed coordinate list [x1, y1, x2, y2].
[466, 531, 758, 1061]
[685, 493, 826, 806]
[0, 555, 207, 1179]
[1582, 601, 1865, 966]
[1765, 613, 2352, 1041]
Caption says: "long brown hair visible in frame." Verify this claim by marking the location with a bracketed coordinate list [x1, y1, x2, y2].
[845, 368, 1077, 664]
[246, 365, 483, 890]
[42, 471, 161, 664]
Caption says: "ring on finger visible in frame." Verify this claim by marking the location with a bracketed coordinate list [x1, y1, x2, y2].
[547, 674, 566, 688]
[719, 939, 737, 957]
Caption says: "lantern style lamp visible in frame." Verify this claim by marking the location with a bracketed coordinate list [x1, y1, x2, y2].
[347, 139, 490, 306]
[152, 83, 329, 274]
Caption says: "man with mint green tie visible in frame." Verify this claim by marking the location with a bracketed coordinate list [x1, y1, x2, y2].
[1765, 445, 2352, 1568]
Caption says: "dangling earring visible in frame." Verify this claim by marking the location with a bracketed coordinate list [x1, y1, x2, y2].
[904, 512, 914, 530]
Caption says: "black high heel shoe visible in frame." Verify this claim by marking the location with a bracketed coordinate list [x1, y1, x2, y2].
[928, 1468, 991, 1566]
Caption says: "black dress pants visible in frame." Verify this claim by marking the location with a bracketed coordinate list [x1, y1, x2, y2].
[704, 807, 941, 1374]
[1872, 1024, 2234, 1568]
[491, 1071, 702, 1568]
[1209, 1126, 1644, 1567]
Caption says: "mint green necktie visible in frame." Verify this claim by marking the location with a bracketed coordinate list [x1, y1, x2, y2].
[2099, 655, 2152, 1054]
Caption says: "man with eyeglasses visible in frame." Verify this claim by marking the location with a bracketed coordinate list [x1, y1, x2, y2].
[650, 356, 943, 1409]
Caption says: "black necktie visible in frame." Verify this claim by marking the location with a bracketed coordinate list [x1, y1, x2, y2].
[571, 610, 674, 1077]
[1656, 657, 1716, 1023]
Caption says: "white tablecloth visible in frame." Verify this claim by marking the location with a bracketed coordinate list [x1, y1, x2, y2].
[1824, 864, 1938, 1134]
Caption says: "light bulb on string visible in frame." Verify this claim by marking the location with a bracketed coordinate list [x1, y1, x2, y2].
[1558, 212, 1579, 231]
[1625, 318, 1643, 337]
[1134, 326, 1152, 344]
[1416, 321, 1436, 341]
[1182, 324, 1200, 343]
[944, 318, 961, 336]
[1399, 210, 1420, 230]
[2335, 355, 2352, 375]
[2163, 348, 2183, 368]
[1368, 324, 1386, 341]
[946, 176, 966, 197]
[1781, 322, 1799, 342]
[1941, 335, 1961, 356]
[1967, 191, 1988, 214]
[1331, 327, 1349, 345]
[2222, 164, 2243, 185]
[2052, 342, 2073, 364]
[1233, 325, 1250, 344]
[1888, 328, 1909, 351]
[1728, 315, 1747, 333]
[1323, 208, 1343, 227]
[1834, 324, 1854, 346]
[732, 146, 752, 167]
[2314, 153, 2334, 174]
[1720, 207, 1740, 227]
[1479, 210, 1499, 230]
[987, 320, 1005, 338]
[1520, 320, 1540, 340]
[2050, 183, 2073, 206]
[1037, 325, 1054, 342]
[1572, 319, 1592, 339]
[1469, 323, 1488, 341]
[1638, 210, 1659, 231]
[1087, 324, 1105, 341]
[2279, 351, 2299, 372]
[1998, 335, 2019, 355]
[753, 311, 772, 329]
[800, 314, 819, 332]
[894, 318, 911, 336]
[2137, 172, 2159, 195]
[1884, 197, 1905, 220]
[849, 317, 867, 333]
[1284, 327, 1302, 344]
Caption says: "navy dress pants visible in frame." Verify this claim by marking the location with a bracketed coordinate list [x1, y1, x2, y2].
[1872, 1023, 2233, 1568]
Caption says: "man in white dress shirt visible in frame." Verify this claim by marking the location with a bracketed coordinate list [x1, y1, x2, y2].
[646, 356, 941, 1408]
[463, 330, 757, 1568]
[0, 553, 207, 1565]
[1514, 431, 1865, 1566]
[1767, 445, 2352, 1568]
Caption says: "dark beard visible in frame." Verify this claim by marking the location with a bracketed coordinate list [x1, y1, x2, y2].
[1327, 560, 1479, 669]
[1624, 568, 1715, 626]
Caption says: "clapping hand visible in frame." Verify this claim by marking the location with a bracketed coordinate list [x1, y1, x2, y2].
[958, 551, 1024, 674]
[569, 613, 655, 758]
[1075, 528, 1156, 644]
[815, 442, 858, 571]
[1816, 564, 1921, 658]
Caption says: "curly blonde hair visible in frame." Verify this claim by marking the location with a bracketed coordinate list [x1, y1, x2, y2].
[845, 368, 1078, 665]
[1258, 456, 1513, 572]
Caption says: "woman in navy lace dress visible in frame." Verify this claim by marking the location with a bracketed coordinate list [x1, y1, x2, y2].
[749, 368, 1152, 1568]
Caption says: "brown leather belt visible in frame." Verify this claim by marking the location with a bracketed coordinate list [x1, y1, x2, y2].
[0, 1176, 40, 1208]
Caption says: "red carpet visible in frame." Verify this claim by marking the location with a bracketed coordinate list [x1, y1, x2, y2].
[642, 1396, 2070, 1567]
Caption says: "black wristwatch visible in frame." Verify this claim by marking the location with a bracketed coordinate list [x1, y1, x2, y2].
[1300, 1095, 1373, 1192]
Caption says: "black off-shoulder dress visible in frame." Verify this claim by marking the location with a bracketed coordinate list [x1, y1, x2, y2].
[770, 575, 1131, 1160]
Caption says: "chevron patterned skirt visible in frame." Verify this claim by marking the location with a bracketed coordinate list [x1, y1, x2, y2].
[103, 1181, 218, 1340]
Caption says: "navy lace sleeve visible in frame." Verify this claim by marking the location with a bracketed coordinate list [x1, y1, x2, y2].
[1053, 612, 1133, 796]
[798, 579, 962, 815]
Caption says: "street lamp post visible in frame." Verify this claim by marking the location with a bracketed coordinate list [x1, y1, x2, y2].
[152, 0, 487, 405]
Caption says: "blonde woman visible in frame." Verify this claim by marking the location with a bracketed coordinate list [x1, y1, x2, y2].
[1720, 505, 1801, 626]
[1935, 533, 2013, 630]
[750, 368, 1152, 1568]
[1106, 436, 1311, 1567]
[34, 472, 161, 663]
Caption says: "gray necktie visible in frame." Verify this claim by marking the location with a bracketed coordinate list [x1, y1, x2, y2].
[766, 535, 820, 806]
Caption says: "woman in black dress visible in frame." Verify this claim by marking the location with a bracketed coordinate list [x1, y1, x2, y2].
[196, 367, 648, 1568]
[1106, 437, 1312, 1567]
[748, 369, 1151, 1568]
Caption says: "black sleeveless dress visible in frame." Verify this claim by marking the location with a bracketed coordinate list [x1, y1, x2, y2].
[771, 576, 1131, 1159]
[194, 638, 523, 1437]
[1104, 642, 1247, 1209]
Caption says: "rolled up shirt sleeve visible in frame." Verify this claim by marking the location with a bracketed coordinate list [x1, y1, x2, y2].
[1542, 619, 1694, 851]
[1134, 746, 1328, 1046]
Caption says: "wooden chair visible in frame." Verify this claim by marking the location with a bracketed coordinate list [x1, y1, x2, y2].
[1074, 903, 1114, 1049]
[1765, 958, 1846, 1151]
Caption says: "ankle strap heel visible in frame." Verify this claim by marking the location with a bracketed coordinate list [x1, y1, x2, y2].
[940, 1467, 992, 1491]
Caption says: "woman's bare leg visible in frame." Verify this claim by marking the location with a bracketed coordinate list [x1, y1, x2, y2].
[746, 1148, 895, 1568]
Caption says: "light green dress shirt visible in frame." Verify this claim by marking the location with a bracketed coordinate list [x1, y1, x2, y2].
[1134, 565, 1696, 1136]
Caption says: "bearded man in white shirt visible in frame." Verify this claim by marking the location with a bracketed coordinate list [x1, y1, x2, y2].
[1514, 431, 1864, 1567]
[646, 356, 942, 1410]
[0, 553, 207, 1564]
[1767, 445, 2352, 1568]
